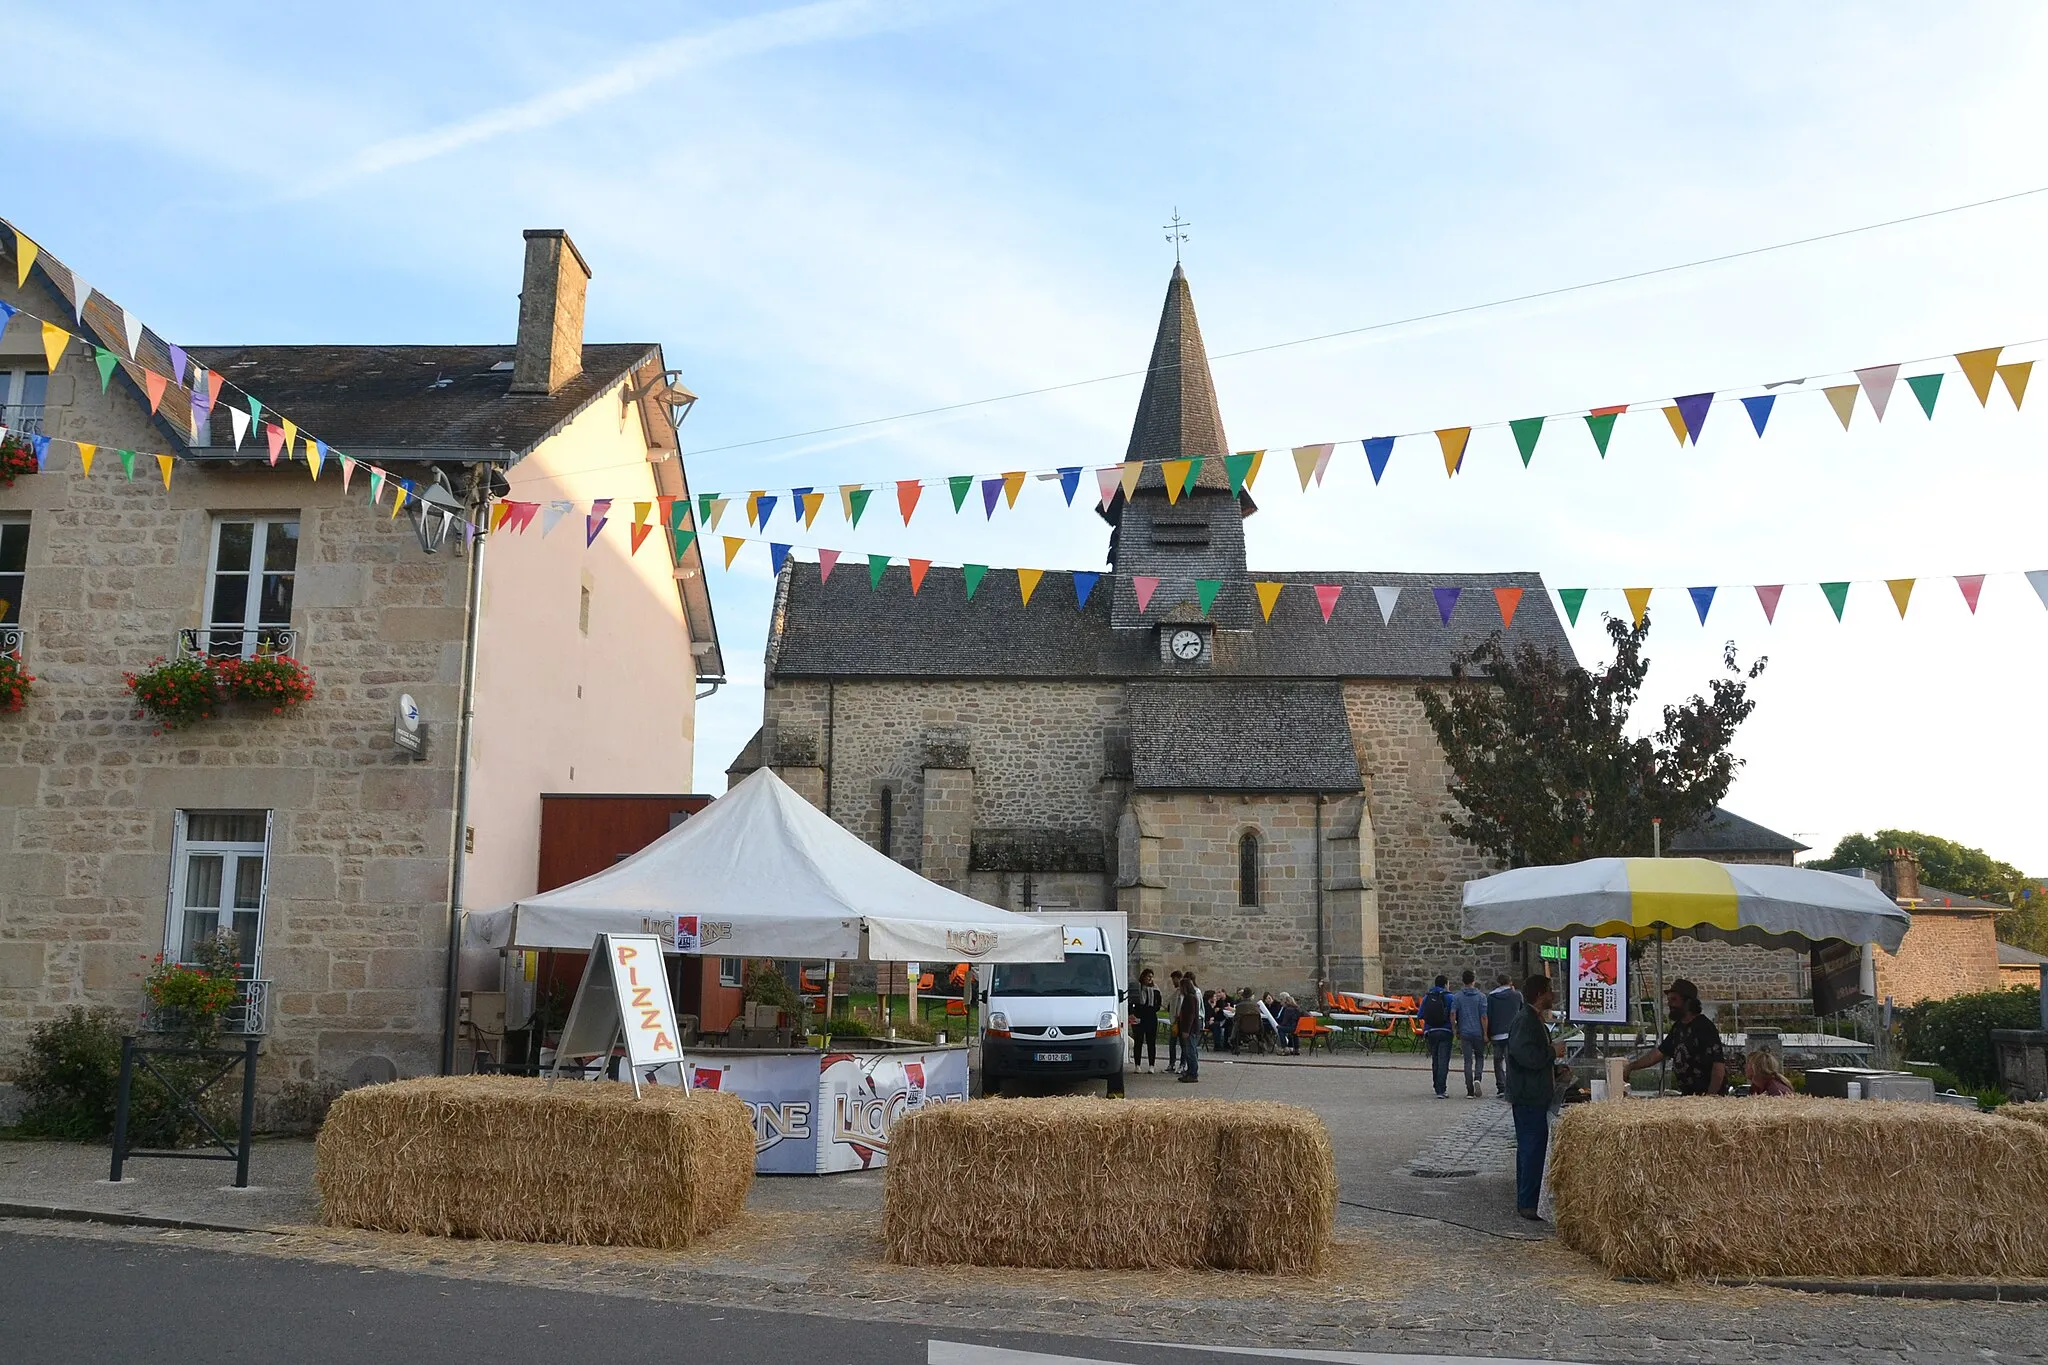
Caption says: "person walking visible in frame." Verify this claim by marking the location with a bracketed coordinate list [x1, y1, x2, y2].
[1175, 971, 1203, 1083]
[1505, 973, 1565, 1221]
[1419, 974, 1456, 1099]
[1130, 968, 1163, 1073]
[1164, 970, 1184, 1074]
[1452, 970, 1490, 1098]
[1485, 972, 1521, 1097]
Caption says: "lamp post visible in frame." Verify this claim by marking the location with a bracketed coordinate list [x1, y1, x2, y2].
[411, 468, 465, 555]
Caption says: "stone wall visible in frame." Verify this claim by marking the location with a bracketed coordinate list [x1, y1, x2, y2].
[1876, 911, 2003, 1006]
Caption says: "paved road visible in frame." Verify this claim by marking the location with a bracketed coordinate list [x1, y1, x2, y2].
[0, 1230, 1579, 1365]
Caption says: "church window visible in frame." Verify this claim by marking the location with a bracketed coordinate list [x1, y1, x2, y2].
[878, 786, 895, 859]
[1238, 831, 1260, 907]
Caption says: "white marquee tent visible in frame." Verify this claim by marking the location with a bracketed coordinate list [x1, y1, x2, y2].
[495, 767, 1065, 964]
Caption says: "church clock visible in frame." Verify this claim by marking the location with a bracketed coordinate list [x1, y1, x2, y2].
[1168, 628, 1204, 662]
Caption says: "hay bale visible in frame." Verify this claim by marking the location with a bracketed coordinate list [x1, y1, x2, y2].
[1550, 1096, 2048, 1281]
[2001, 1101, 2048, 1134]
[316, 1076, 754, 1249]
[881, 1097, 1333, 1274]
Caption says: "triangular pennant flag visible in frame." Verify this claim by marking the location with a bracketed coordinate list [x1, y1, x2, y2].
[1162, 460, 1192, 504]
[1955, 574, 1985, 614]
[1120, 462, 1143, 500]
[27, 434, 48, 470]
[1493, 585, 1523, 628]
[846, 486, 871, 528]
[817, 548, 840, 583]
[119, 449, 135, 481]
[1557, 588, 1586, 625]
[13, 232, 36, 287]
[1998, 360, 2032, 409]
[801, 491, 824, 528]
[1955, 347, 2002, 405]
[1224, 451, 1256, 496]
[722, 536, 744, 569]
[264, 422, 283, 465]
[743, 491, 760, 527]
[1180, 458, 1203, 497]
[75, 442, 96, 477]
[1906, 373, 1942, 418]
[1133, 576, 1161, 612]
[1661, 405, 1690, 446]
[1255, 581, 1285, 621]
[1432, 586, 1461, 624]
[1372, 585, 1400, 625]
[1292, 444, 1334, 487]
[868, 553, 890, 589]
[657, 496, 682, 533]
[1435, 427, 1470, 476]
[1017, 568, 1044, 607]
[1585, 405, 1626, 457]
[93, 346, 118, 391]
[307, 439, 326, 482]
[1247, 450, 1264, 488]
[699, 493, 716, 526]
[630, 523, 655, 556]
[511, 502, 543, 533]
[755, 493, 778, 529]
[1755, 584, 1784, 623]
[585, 499, 613, 545]
[907, 559, 931, 594]
[1688, 586, 1716, 624]
[962, 563, 987, 599]
[1314, 584, 1342, 623]
[1058, 467, 1080, 505]
[1002, 471, 1026, 508]
[339, 455, 356, 492]
[167, 344, 188, 387]
[490, 502, 513, 532]
[122, 307, 143, 358]
[981, 477, 1003, 519]
[1820, 581, 1850, 620]
[0, 300, 12, 339]
[706, 497, 729, 531]
[895, 480, 921, 525]
[1885, 578, 1914, 618]
[1856, 364, 1900, 420]
[2026, 570, 2048, 612]
[228, 405, 249, 450]
[1623, 587, 1652, 626]
[1095, 467, 1122, 509]
[1740, 394, 1775, 436]
[1074, 571, 1100, 608]
[632, 500, 653, 528]
[369, 469, 385, 504]
[540, 501, 569, 537]
[66, 273, 90, 319]
[1674, 392, 1713, 443]
[281, 418, 298, 459]
[1363, 436, 1394, 484]
[1823, 384, 1859, 429]
[155, 454, 174, 488]
[392, 482, 414, 519]
[1194, 579, 1222, 615]
[1508, 418, 1543, 467]
[246, 395, 263, 429]
[948, 474, 974, 512]
[765, 542, 790, 575]
[39, 321, 68, 373]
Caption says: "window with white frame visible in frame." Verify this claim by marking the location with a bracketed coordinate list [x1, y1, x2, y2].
[0, 369, 49, 436]
[719, 957, 743, 988]
[206, 516, 299, 657]
[0, 515, 26, 652]
[168, 811, 270, 973]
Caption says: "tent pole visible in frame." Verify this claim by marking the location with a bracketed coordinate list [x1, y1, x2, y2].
[1655, 933, 1668, 1095]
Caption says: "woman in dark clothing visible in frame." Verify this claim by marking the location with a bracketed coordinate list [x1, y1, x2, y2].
[1130, 968, 1163, 1073]
[1206, 990, 1230, 1051]
[1504, 974, 1565, 1221]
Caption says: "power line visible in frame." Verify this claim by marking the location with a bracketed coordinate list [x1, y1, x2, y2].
[679, 183, 2048, 458]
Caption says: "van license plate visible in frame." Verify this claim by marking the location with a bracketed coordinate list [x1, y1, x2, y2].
[1034, 1051, 1073, 1063]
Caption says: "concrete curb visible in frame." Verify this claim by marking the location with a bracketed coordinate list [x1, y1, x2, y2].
[0, 1201, 273, 1237]
[1614, 1274, 2048, 1302]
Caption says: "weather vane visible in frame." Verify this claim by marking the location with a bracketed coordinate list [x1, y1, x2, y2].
[1162, 208, 1190, 265]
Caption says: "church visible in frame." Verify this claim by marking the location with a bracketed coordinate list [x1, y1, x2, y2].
[729, 265, 1573, 997]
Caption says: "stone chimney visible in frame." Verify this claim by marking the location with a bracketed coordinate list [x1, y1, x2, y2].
[511, 229, 590, 396]
[1883, 846, 1922, 902]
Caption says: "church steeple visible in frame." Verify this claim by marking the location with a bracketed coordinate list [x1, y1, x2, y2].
[1105, 263, 1247, 518]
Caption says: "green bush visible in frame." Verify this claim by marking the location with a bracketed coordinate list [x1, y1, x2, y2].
[1898, 985, 2041, 1088]
[16, 1008, 126, 1140]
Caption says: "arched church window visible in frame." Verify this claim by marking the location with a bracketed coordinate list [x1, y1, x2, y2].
[879, 786, 895, 859]
[1238, 830, 1260, 907]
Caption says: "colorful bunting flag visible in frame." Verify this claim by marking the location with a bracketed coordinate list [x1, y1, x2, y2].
[1255, 581, 1285, 621]
[1436, 427, 1470, 477]
[1956, 347, 2002, 405]
[1314, 584, 1342, 623]
[1180, 458, 1203, 497]
[1907, 373, 1942, 418]
[908, 559, 931, 595]
[949, 474, 974, 512]
[1740, 395, 1774, 436]
[281, 418, 298, 459]
[369, 469, 385, 504]
[1585, 406, 1625, 458]
[2027, 570, 2048, 612]
[307, 438, 325, 482]
[1095, 467, 1121, 510]
[982, 477, 1003, 518]
[1372, 585, 1401, 625]
[1822, 384, 1858, 429]
[13, 232, 37, 287]
[630, 523, 654, 555]
[1820, 581, 1850, 620]
[1756, 584, 1783, 623]
[490, 502, 513, 532]
[1509, 418, 1543, 468]
[1133, 576, 1161, 612]
[1292, 444, 1334, 488]
[818, 548, 840, 583]
[1432, 586, 1461, 624]
[228, 405, 249, 450]
[1661, 406, 1689, 446]
[1674, 393, 1713, 444]
[93, 346, 117, 391]
[75, 442, 95, 477]
[1058, 467, 1080, 505]
[540, 501, 569, 537]
[755, 493, 778, 529]
[167, 344, 188, 387]
[1493, 586, 1522, 628]
[1998, 361, 2032, 409]
[264, 422, 283, 465]
[1557, 588, 1586, 626]
[0, 300, 12, 338]
[1885, 578, 1914, 618]
[1003, 471, 1026, 508]
[962, 563, 986, 599]
[339, 455, 356, 492]
[1955, 574, 1984, 614]
[1074, 571, 1100, 608]
[119, 449, 135, 481]
[1017, 568, 1044, 607]
[1119, 462, 1143, 501]
[896, 480, 922, 525]
[1224, 451, 1256, 496]
[27, 435, 47, 470]
[35, 320, 65, 373]
[1623, 587, 1652, 626]
[706, 497, 730, 531]
[154, 453, 174, 488]
[722, 535, 744, 569]
[66, 273, 90, 319]
[1856, 364, 1900, 420]
[119, 306, 142, 358]
[1162, 460, 1192, 504]
[1195, 579, 1222, 615]
[845, 486, 872, 528]
[801, 491, 825, 528]
[699, 493, 715, 526]
[1363, 436, 1395, 484]
[1689, 585, 1716, 624]
[868, 554, 890, 589]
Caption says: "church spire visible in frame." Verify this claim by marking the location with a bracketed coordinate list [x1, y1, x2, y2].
[1119, 263, 1233, 490]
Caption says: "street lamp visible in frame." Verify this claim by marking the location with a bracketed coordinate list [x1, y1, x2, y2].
[411, 467, 465, 555]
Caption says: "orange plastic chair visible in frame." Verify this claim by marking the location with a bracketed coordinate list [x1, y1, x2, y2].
[1295, 1017, 1336, 1055]
[916, 972, 936, 992]
[945, 998, 967, 1018]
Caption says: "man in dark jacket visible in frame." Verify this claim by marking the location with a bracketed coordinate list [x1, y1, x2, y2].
[1486, 973, 1521, 1097]
[1419, 975, 1455, 1098]
[1505, 974, 1564, 1220]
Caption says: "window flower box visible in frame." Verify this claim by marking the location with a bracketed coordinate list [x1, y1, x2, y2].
[0, 650, 31, 713]
[125, 651, 315, 732]
[0, 434, 36, 489]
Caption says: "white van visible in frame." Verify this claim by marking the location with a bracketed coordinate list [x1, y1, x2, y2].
[978, 917, 1128, 1097]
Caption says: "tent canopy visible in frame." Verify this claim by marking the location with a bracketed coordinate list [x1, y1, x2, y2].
[1461, 857, 1911, 953]
[506, 767, 1066, 963]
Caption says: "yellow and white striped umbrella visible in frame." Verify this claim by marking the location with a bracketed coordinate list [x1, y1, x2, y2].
[1461, 857, 1910, 951]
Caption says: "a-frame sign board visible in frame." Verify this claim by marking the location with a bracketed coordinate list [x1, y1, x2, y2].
[550, 933, 687, 1096]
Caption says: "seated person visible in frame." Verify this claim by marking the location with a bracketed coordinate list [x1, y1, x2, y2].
[1274, 993, 1304, 1054]
[1229, 990, 1268, 1053]
[1744, 1048, 1793, 1097]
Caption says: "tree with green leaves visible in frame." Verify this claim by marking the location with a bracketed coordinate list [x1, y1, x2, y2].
[1416, 614, 1766, 868]
[1807, 830, 2046, 953]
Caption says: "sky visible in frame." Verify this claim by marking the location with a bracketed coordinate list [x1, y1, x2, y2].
[13, 2, 2048, 871]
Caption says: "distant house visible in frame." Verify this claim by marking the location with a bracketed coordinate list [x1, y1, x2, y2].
[1831, 851, 2005, 1006]
[2000, 942, 2048, 990]
[1660, 809, 1812, 1004]
[1667, 808, 1808, 866]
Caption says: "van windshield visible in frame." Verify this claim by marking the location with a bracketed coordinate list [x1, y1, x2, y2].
[990, 955, 1115, 998]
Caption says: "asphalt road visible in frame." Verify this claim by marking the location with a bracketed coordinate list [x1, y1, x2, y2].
[0, 1230, 1582, 1365]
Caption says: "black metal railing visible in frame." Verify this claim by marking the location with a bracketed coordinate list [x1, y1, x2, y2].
[0, 624, 20, 657]
[177, 625, 299, 660]
[2, 403, 45, 436]
[109, 1035, 260, 1189]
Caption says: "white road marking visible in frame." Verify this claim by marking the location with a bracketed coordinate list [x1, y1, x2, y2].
[930, 1339, 1589, 1365]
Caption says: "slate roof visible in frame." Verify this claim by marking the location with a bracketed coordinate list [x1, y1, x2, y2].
[765, 563, 1570, 682]
[1668, 808, 1809, 856]
[1103, 265, 1251, 513]
[1129, 682, 1361, 791]
[1913, 883, 2003, 910]
[1999, 942, 2048, 967]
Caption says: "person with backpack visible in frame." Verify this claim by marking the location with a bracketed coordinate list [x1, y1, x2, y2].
[1419, 974, 1455, 1099]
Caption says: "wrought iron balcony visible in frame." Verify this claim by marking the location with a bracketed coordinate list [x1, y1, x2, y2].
[145, 977, 273, 1038]
[0, 623, 19, 657]
[177, 625, 299, 660]
[1, 404, 45, 437]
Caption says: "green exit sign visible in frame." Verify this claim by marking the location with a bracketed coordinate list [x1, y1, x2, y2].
[1538, 944, 1566, 961]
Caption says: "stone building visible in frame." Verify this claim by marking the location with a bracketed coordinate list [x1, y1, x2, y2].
[0, 227, 721, 1111]
[732, 265, 1576, 997]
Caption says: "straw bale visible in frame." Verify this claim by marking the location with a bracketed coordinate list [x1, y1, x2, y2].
[1999, 1101, 2048, 1134]
[881, 1097, 1333, 1274]
[1550, 1096, 2048, 1281]
[316, 1076, 754, 1249]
